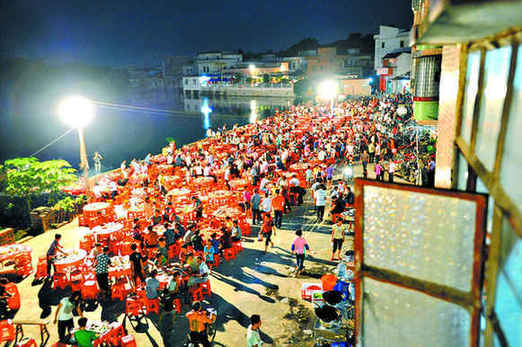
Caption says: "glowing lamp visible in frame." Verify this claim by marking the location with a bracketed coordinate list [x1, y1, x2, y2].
[57, 96, 95, 128]
[318, 80, 338, 100]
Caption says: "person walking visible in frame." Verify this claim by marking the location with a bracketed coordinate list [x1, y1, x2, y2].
[330, 219, 346, 260]
[93, 152, 103, 173]
[314, 184, 327, 223]
[272, 189, 285, 229]
[291, 229, 310, 276]
[95, 247, 111, 300]
[375, 162, 383, 181]
[259, 213, 275, 253]
[250, 189, 262, 225]
[54, 293, 81, 343]
[247, 314, 263, 347]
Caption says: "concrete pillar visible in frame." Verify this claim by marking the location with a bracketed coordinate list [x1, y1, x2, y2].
[434, 44, 463, 189]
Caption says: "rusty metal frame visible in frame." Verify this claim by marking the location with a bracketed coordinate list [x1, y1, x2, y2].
[354, 178, 488, 347]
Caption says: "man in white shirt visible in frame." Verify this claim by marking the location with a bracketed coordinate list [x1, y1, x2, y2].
[388, 160, 396, 183]
[260, 193, 272, 218]
[246, 314, 263, 347]
[314, 184, 327, 223]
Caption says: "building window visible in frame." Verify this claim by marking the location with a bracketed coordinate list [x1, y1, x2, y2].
[185, 79, 188, 85]
[382, 42, 385, 49]
[400, 40, 405, 48]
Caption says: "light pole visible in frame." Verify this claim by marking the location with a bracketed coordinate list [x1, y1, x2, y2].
[318, 80, 338, 116]
[57, 96, 95, 193]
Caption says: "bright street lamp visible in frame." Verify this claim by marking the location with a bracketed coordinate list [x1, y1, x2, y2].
[318, 80, 338, 115]
[57, 95, 96, 193]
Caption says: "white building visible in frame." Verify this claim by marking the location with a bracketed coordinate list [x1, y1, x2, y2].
[183, 51, 243, 76]
[281, 57, 307, 73]
[373, 25, 410, 71]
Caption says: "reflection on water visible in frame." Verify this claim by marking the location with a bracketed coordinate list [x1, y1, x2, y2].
[0, 92, 293, 171]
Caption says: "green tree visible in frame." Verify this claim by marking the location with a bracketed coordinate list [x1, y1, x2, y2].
[3, 157, 77, 208]
[263, 74, 270, 84]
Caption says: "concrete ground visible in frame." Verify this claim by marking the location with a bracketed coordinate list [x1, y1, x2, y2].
[13, 163, 399, 346]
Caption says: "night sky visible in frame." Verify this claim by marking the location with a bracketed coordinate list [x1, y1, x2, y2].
[1, 0, 413, 67]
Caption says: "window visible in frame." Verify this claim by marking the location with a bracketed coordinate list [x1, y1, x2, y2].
[382, 42, 385, 49]
[400, 40, 405, 48]
[184, 79, 188, 85]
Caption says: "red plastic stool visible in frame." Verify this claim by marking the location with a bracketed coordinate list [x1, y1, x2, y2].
[81, 280, 99, 300]
[191, 287, 204, 302]
[120, 335, 137, 347]
[70, 269, 84, 292]
[213, 254, 221, 268]
[145, 298, 160, 315]
[173, 298, 182, 313]
[232, 240, 243, 253]
[223, 248, 235, 261]
[125, 298, 144, 318]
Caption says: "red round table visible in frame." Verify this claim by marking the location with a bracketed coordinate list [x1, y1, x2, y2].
[83, 202, 111, 218]
[54, 249, 87, 273]
[229, 178, 249, 190]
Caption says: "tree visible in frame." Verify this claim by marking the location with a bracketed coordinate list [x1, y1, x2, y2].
[263, 74, 270, 84]
[3, 157, 77, 208]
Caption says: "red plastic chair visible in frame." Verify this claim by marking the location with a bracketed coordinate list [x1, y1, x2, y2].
[107, 322, 125, 346]
[81, 280, 99, 300]
[15, 337, 37, 347]
[125, 298, 144, 318]
[200, 280, 211, 297]
[70, 269, 84, 292]
[232, 241, 243, 253]
[0, 320, 15, 343]
[5, 283, 20, 311]
[213, 254, 221, 268]
[52, 273, 69, 290]
[120, 335, 137, 347]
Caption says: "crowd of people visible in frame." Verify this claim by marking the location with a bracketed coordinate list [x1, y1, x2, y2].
[39, 94, 425, 346]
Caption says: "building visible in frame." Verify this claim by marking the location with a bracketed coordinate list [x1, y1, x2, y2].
[355, 2, 521, 346]
[379, 50, 412, 93]
[281, 57, 308, 74]
[182, 51, 243, 77]
[301, 46, 372, 78]
[373, 25, 410, 71]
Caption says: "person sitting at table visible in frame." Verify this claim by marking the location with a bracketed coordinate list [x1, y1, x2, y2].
[145, 226, 159, 249]
[145, 270, 161, 311]
[203, 240, 216, 267]
[220, 228, 232, 250]
[209, 233, 222, 256]
[188, 256, 209, 288]
[151, 210, 162, 226]
[46, 233, 66, 278]
[157, 237, 169, 266]
[73, 317, 97, 347]
[224, 216, 233, 232]
[192, 196, 204, 219]
[191, 230, 204, 252]
[231, 220, 242, 242]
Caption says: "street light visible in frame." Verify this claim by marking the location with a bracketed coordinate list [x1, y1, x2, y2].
[318, 80, 338, 115]
[57, 95, 95, 193]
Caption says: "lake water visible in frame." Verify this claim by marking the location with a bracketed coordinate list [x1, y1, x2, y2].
[0, 90, 293, 172]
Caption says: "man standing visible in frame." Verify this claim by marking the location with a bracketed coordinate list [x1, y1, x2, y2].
[272, 189, 285, 229]
[129, 244, 145, 288]
[388, 159, 396, 183]
[250, 189, 262, 225]
[330, 219, 346, 261]
[247, 314, 263, 347]
[93, 152, 103, 173]
[95, 247, 111, 300]
[260, 192, 272, 220]
[47, 234, 66, 277]
[361, 150, 369, 178]
[314, 184, 327, 223]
